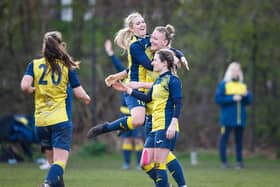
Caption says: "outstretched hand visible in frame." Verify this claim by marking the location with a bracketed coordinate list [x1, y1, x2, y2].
[104, 39, 114, 56]
[111, 81, 127, 92]
[105, 74, 119, 87]
[180, 56, 190, 71]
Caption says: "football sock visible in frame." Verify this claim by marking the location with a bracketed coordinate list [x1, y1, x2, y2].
[105, 116, 134, 132]
[135, 143, 143, 166]
[45, 161, 65, 186]
[122, 143, 133, 167]
[142, 162, 156, 183]
[166, 152, 186, 186]
[154, 162, 168, 187]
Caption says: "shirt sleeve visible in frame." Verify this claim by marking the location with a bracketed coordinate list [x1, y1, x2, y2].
[111, 54, 126, 72]
[131, 87, 153, 103]
[169, 47, 184, 59]
[130, 43, 153, 71]
[24, 61, 34, 77]
[68, 69, 81, 88]
[242, 90, 253, 105]
[215, 81, 234, 105]
[169, 76, 183, 118]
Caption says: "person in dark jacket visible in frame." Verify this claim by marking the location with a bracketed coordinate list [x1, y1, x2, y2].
[215, 62, 252, 169]
[0, 114, 38, 160]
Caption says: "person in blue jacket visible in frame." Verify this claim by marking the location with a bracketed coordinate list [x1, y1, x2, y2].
[215, 62, 252, 169]
[0, 114, 38, 160]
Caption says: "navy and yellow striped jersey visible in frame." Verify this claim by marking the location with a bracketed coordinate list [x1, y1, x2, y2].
[127, 35, 153, 92]
[145, 47, 184, 115]
[24, 57, 80, 127]
[145, 70, 159, 115]
[131, 71, 183, 132]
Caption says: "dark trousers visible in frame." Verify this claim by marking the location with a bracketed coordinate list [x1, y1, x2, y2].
[219, 126, 244, 163]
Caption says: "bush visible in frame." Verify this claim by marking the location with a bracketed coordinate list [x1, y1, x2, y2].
[77, 141, 107, 157]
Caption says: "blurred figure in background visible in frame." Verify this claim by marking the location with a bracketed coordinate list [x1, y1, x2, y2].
[215, 62, 252, 169]
[0, 114, 51, 169]
[0, 114, 38, 163]
[104, 39, 144, 170]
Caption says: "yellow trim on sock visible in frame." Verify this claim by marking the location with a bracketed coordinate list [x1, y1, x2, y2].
[122, 143, 133, 150]
[166, 152, 176, 164]
[142, 162, 155, 172]
[134, 143, 143, 151]
[120, 106, 130, 115]
[154, 162, 166, 170]
[221, 127, 225, 135]
[127, 116, 134, 130]
[53, 161, 66, 171]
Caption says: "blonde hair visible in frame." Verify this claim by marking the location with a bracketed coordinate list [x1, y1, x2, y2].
[154, 24, 175, 45]
[223, 62, 244, 82]
[114, 12, 143, 49]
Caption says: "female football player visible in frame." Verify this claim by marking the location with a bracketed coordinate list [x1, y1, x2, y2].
[21, 31, 91, 187]
[113, 49, 184, 187]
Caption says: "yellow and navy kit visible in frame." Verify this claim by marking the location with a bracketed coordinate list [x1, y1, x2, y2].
[24, 57, 80, 127]
[215, 80, 252, 127]
[127, 35, 153, 92]
[144, 40, 158, 114]
[131, 71, 183, 132]
[145, 66, 158, 115]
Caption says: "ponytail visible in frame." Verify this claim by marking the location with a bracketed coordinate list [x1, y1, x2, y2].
[114, 27, 134, 49]
[42, 31, 79, 74]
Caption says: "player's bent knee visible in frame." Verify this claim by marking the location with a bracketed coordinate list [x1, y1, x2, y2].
[131, 119, 145, 127]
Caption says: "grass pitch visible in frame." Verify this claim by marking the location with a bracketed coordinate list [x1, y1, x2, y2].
[0, 150, 279, 187]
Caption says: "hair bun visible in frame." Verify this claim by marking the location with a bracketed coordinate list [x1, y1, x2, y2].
[165, 24, 175, 38]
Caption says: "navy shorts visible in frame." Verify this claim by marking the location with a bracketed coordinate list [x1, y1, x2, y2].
[144, 130, 178, 151]
[36, 121, 73, 152]
[144, 131, 155, 148]
[124, 93, 145, 110]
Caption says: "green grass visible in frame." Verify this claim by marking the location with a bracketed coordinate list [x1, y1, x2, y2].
[0, 150, 279, 187]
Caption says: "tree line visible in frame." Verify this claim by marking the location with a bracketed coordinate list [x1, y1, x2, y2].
[0, 0, 279, 155]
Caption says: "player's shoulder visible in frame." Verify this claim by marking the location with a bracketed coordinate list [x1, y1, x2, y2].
[130, 35, 150, 50]
[169, 74, 181, 85]
[33, 56, 45, 64]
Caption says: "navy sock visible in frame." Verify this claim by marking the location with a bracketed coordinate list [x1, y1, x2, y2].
[122, 143, 132, 167]
[45, 164, 64, 186]
[142, 163, 157, 184]
[135, 143, 143, 166]
[154, 163, 168, 187]
[167, 158, 186, 186]
[105, 116, 133, 132]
